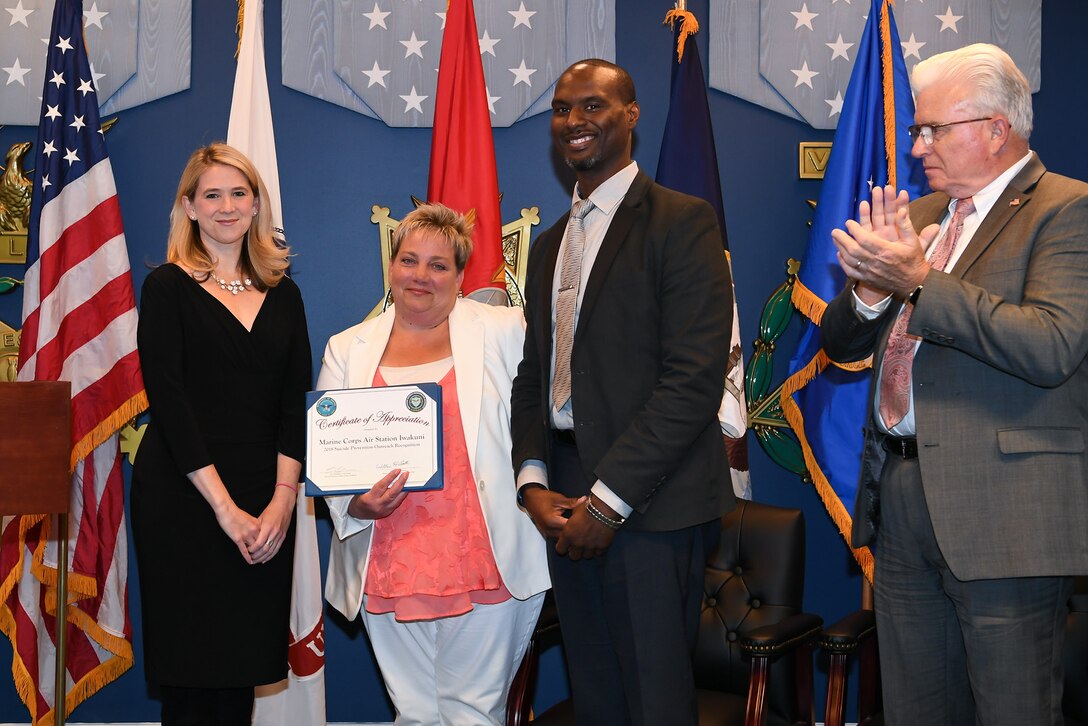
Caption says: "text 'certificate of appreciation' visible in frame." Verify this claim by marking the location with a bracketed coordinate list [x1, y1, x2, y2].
[305, 383, 444, 497]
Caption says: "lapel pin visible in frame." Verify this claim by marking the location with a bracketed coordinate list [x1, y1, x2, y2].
[1009, 198, 1021, 206]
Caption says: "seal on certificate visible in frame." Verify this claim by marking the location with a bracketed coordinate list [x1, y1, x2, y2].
[405, 391, 426, 413]
[316, 396, 337, 417]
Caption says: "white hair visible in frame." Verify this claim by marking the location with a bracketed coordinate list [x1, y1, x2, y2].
[911, 43, 1033, 139]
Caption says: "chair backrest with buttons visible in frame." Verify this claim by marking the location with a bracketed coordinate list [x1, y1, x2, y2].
[695, 499, 807, 720]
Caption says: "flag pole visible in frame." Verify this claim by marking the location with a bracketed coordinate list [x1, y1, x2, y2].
[54, 514, 68, 726]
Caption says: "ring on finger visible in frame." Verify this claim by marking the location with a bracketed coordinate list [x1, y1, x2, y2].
[855, 259, 863, 269]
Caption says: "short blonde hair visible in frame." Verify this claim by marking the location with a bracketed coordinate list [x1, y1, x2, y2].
[390, 203, 474, 272]
[912, 43, 1033, 139]
[167, 143, 289, 290]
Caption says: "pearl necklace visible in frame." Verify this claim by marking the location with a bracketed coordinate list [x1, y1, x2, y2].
[211, 273, 252, 295]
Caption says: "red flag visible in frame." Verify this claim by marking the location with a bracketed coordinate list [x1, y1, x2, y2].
[428, 0, 504, 296]
[0, 0, 146, 722]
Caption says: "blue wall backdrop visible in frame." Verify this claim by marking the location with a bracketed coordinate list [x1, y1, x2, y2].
[3, 0, 1087, 722]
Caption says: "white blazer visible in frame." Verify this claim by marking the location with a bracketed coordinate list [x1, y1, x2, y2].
[318, 298, 550, 619]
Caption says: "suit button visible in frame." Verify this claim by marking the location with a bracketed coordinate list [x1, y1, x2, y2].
[478, 480, 485, 491]
[727, 631, 738, 642]
[751, 599, 761, 609]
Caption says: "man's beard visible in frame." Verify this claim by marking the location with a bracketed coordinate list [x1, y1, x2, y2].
[564, 152, 600, 172]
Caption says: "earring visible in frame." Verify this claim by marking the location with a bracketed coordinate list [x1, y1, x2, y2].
[252, 209, 258, 217]
[189, 216, 196, 221]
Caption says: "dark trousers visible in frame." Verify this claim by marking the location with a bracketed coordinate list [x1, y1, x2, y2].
[548, 436, 718, 726]
[874, 453, 1072, 726]
[160, 685, 255, 726]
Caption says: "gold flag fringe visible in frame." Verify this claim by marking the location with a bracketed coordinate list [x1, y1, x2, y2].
[0, 512, 134, 725]
[70, 391, 148, 470]
[879, 0, 897, 187]
[790, 276, 828, 326]
[235, 0, 245, 59]
[663, 8, 699, 64]
[781, 376, 874, 583]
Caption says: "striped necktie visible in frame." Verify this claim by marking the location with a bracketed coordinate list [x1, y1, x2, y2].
[552, 198, 594, 410]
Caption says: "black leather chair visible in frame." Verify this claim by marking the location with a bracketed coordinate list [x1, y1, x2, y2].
[820, 575, 1088, 726]
[1063, 577, 1088, 726]
[507, 499, 822, 726]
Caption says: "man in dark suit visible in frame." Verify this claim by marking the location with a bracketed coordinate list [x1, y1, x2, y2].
[510, 59, 734, 724]
[823, 43, 1088, 725]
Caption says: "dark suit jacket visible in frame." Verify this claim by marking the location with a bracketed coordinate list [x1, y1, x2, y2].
[822, 155, 1088, 580]
[511, 170, 735, 531]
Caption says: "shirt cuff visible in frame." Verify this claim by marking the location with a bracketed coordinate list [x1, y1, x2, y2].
[517, 460, 549, 490]
[325, 494, 372, 540]
[851, 287, 893, 320]
[591, 481, 633, 518]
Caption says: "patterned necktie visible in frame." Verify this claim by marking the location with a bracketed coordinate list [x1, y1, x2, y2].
[878, 197, 975, 428]
[552, 198, 594, 411]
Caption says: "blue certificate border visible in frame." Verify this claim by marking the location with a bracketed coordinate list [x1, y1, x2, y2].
[304, 382, 444, 497]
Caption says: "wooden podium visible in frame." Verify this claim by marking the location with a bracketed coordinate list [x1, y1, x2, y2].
[0, 380, 73, 726]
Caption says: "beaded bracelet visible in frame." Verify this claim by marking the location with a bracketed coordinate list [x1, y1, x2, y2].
[586, 500, 624, 530]
[276, 482, 298, 494]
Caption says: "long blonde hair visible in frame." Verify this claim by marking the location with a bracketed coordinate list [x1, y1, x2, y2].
[167, 143, 289, 290]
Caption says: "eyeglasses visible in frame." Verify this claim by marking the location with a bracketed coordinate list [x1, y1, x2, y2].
[908, 117, 993, 146]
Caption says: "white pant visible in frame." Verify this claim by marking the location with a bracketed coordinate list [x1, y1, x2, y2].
[362, 592, 545, 726]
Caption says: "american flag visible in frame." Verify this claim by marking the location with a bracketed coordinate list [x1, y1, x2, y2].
[0, 0, 146, 722]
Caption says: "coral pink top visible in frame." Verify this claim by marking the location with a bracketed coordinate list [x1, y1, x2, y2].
[365, 363, 511, 621]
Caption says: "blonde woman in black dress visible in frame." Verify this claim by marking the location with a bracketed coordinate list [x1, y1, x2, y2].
[132, 144, 311, 725]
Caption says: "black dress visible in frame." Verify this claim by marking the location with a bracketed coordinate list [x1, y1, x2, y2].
[131, 263, 311, 688]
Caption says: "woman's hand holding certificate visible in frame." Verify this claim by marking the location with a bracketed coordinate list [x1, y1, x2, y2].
[346, 469, 410, 519]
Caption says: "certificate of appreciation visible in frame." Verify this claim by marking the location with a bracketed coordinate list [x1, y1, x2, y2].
[304, 383, 443, 497]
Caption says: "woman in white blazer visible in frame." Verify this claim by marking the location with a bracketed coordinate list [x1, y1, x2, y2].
[317, 203, 549, 725]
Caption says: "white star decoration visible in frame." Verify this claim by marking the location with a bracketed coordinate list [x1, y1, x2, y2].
[486, 86, 500, 114]
[41, 174, 50, 191]
[49, 70, 65, 88]
[825, 91, 844, 117]
[55, 36, 73, 53]
[77, 78, 94, 96]
[791, 60, 819, 88]
[6, 0, 33, 27]
[435, 11, 446, 29]
[363, 3, 390, 30]
[70, 114, 86, 131]
[509, 2, 535, 29]
[826, 34, 853, 61]
[83, 2, 108, 29]
[478, 30, 500, 57]
[936, 6, 963, 32]
[42, 140, 57, 157]
[88, 62, 106, 86]
[791, 3, 818, 31]
[400, 86, 427, 113]
[363, 60, 390, 88]
[509, 60, 536, 87]
[901, 33, 926, 60]
[2, 57, 30, 86]
[44, 104, 61, 120]
[63, 148, 79, 166]
[400, 31, 427, 59]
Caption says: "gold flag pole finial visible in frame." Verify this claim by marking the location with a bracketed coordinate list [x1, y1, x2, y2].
[664, 2, 699, 64]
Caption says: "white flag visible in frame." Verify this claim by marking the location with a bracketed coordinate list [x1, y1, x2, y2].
[227, 1, 327, 723]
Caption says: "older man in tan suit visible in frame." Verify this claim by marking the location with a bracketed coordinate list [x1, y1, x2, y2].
[822, 43, 1088, 725]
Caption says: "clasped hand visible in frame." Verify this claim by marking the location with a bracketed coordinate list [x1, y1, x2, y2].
[521, 488, 615, 561]
[831, 185, 942, 302]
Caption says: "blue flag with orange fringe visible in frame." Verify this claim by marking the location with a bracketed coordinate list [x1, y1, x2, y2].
[781, 0, 926, 580]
